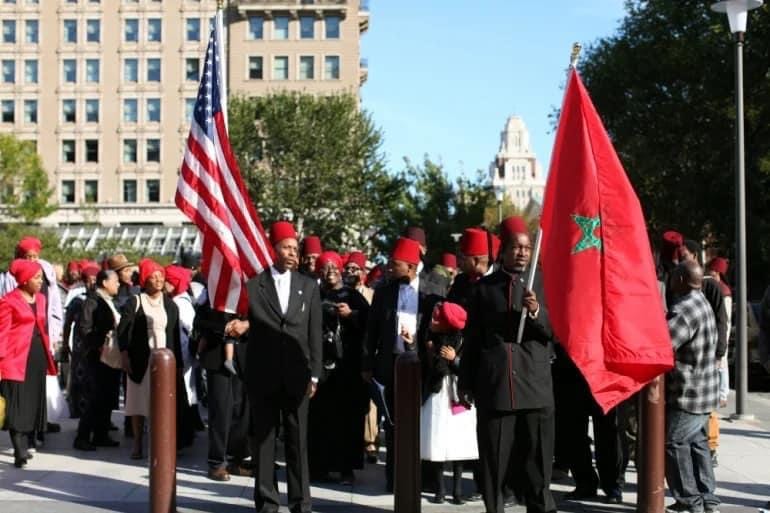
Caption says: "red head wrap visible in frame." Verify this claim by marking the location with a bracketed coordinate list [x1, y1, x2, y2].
[316, 251, 343, 271]
[164, 265, 192, 296]
[366, 265, 383, 286]
[346, 251, 367, 270]
[15, 236, 42, 258]
[302, 236, 323, 256]
[391, 237, 421, 266]
[707, 257, 729, 275]
[139, 258, 165, 287]
[440, 253, 457, 270]
[66, 261, 80, 274]
[270, 221, 297, 246]
[9, 258, 41, 286]
[80, 261, 100, 278]
[432, 301, 467, 332]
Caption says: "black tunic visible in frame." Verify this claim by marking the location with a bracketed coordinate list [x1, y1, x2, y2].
[308, 286, 370, 475]
[1, 303, 47, 433]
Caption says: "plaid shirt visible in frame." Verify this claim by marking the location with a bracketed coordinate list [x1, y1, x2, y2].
[666, 289, 719, 413]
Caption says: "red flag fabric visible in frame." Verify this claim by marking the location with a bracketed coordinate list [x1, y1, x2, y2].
[540, 70, 673, 413]
[175, 22, 273, 314]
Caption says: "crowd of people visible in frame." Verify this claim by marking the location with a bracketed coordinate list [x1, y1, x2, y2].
[0, 219, 732, 513]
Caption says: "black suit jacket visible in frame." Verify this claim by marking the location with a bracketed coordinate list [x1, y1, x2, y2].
[194, 302, 245, 373]
[362, 278, 442, 387]
[245, 269, 322, 405]
[460, 268, 554, 412]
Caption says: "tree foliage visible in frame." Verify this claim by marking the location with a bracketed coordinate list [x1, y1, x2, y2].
[0, 134, 56, 223]
[579, 0, 770, 294]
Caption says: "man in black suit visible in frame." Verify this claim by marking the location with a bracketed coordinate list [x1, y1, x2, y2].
[226, 221, 322, 513]
[460, 216, 557, 513]
[361, 236, 442, 491]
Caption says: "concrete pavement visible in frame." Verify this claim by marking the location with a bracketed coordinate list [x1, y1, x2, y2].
[0, 391, 769, 512]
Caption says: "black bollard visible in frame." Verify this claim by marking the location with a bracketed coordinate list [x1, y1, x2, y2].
[150, 348, 177, 513]
[394, 350, 421, 513]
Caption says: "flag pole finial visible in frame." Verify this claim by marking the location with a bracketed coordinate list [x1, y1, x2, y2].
[570, 42, 582, 69]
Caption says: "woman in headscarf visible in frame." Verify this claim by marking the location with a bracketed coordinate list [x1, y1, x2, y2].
[308, 251, 370, 484]
[117, 259, 181, 460]
[73, 269, 122, 451]
[0, 259, 57, 467]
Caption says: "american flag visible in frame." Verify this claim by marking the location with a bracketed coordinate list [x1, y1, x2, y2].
[175, 18, 273, 314]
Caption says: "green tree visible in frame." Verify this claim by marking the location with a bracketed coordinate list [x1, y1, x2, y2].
[578, 0, 770, 294]
[0, 134, 56, 223]
[228, 92, 402, 249]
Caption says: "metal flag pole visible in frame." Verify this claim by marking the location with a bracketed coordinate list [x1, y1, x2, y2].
[215, 0, 228, 128]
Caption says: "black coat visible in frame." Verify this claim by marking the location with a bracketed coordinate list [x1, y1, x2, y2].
[245, 269, 322, 406]
[460, 268, 554, 412]
[117, 293, 182, 384]
[78, 292, 117, 354]
[362, 278, 442, 387]
[194, 302, 245, 373]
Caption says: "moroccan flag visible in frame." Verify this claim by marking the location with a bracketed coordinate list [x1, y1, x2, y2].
[540, 70, 673, 413]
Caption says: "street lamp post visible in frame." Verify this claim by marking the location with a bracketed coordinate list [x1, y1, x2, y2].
[710, 0, 762, 420]
[495, 187, 504, 224]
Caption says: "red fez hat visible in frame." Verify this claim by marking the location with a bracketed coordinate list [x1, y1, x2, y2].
[347, 251, 367, 269]
[164, 265, 192, 296]
[366, 265, 383, 286]
[9, 258, 41, 286]
[404, 227, 427, 247]
[270, 221, 297, 246]
[490, 234, 502, 261]
[80, 261, 100, 278]
[316, 251, 343, 271]
[302, 236, 323, 256]
[391, 237, 421, 265]
[441, 253, 457, 269]
[460, 228, 488, 257]
[707, 257, 729, 275]
[67, 261, 80, 273]
[139, 258, 165, 287]
[661, 230, 684, 260]
[499, 216, 529, 242]
[432, 301, 467, 332]
[15, 236, 42, 257]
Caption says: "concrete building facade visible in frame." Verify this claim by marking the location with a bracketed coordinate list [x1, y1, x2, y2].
[0, 0, 368, 228]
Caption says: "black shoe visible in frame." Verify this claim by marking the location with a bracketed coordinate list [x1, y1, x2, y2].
[109, 423, 119, 431]
[366, 450, 378, 464]
[46, 422, 61, 433]
[606, 492, 623, 504]
[14, 457, 28, 468]
[430, 493, 445, 504]
[36, 431, 45, 443]
[564, 488, 598, 500]
[504, 494, 519, 507]
[464, 492, 483, 502]
[451, 495, 465, 505]
[92, 437, 120, 447]
[73, 438, 96, 451]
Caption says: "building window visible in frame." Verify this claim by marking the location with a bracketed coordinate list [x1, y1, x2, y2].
[325, 16, 340, 39]
[273, 16, 289, 40]
[85, 139, 98, 162]
[185, 57, 199, 81]
[123, 179, 137, 203]
[85, 59, 100, 82]
[123, 98, 137, 122]
[324, 55, 340, 80]
[146, 98, 160, 122]
[3, 20, 16, 44]
[123, 58, 138, 82]
[299, 16, 314, 39]
[62, 139, 76, 163]
[61, 180, 75, 204]
[146, 179, 160, 203]
[63, 59, 76, 83]
[1, 100, 14, 123]
[84, 180, 98, 203]
[24, 59, 37, 83]
[63, 19, 77, 43]
[124, 18, 138, 42]
[62, 99, 76, 122]
[85, 99, 99, 122]
[147, 58, 161, 81]
[1, 59, 14, 83]
[146, 138, 160, 162]
[147, 18, 161, 42]
[25, 20, 38, 44]
[186, 18, 200, 42]
[299, 56, 314, 80]
[123, 139, 137, 163]
[86, 19, 100, 43]
[248, 56, 262, 80]
[23, 99, 36, 123]
[273, 56, 288, 80]
[248, 16, 263, 39]
[185, 97, 195, 120]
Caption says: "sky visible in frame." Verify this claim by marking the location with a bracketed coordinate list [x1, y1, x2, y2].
[360, 0, 628, 181]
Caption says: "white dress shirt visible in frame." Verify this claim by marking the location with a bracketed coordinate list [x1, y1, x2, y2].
[271, 266, 291, 315]
[395, 275, 419, 353]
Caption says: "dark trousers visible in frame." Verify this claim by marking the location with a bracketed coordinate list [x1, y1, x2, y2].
[477, 407, 556, 513]
[252, 393, 311, 513]
[206, 368, 250, 469]
[76, 360, 119, 442]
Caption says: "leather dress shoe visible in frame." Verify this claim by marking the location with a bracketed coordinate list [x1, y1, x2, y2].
[207, 467, 230, 482]
[564, 488, 598, 500]
[73, 439, 96, 451]
[227, 464, 254, 477]
[606, 492, 623, 504]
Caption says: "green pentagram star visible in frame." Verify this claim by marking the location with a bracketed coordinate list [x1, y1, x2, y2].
[571, 214, 602, 254]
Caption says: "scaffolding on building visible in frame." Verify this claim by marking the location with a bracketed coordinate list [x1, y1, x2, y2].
[56, 225, 201, 258]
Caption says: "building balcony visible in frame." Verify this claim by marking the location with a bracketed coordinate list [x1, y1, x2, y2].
[359, 57, 368, 85]
[359, 2, 369, 33]
[235, 0, 349, 15]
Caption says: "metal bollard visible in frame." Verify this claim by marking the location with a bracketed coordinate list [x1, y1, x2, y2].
[637, 375, 665, 513]
[394, 350, 421, 513]
[150, 348, 177, 513]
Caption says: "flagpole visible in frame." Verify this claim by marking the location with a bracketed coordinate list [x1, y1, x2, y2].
[215, 0, 228, 128]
